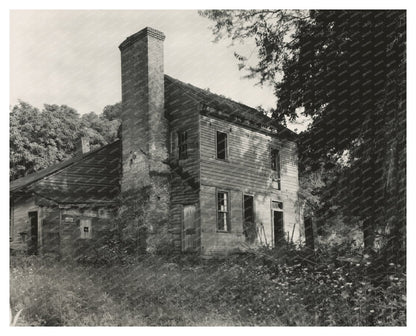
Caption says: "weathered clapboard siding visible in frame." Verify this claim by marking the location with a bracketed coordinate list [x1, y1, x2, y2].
[10, 140, 121, 255]
[200, 185, 245, 255]
[10, 195, 38, 250]
[169, 174, 200, 251]
[10, 192, 117, 256]
[165, 76, 201, 252]
[200, 115, 298, 195]
[165, 76, 201, 184]
[41, 207, 60, 254]
[199, 114, 302, 252]
[59, 207, 116, 259]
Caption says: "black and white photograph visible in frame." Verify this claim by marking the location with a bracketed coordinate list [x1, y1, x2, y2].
[7, 6, 407, 327]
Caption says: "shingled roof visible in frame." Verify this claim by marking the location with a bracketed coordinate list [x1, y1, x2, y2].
[165, 75, 297, 139]
[10, 140, 121, 203]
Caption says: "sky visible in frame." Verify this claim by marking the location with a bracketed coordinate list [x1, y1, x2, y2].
[10, 10, 278, 117]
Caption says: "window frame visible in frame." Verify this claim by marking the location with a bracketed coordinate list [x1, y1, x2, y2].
[216, 190, 231, 232]
[270, 147, 281, 190]
[178, 130, 188, 160]
[216, 130, 228, 161]
[271, 200, 284, 211]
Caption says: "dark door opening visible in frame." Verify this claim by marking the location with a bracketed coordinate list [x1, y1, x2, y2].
[273, 210, 284, 246]
[243, 195, 256, 243]
[28, 211, 38, 255]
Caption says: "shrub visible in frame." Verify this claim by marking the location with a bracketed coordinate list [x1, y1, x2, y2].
[10, 245, 406, 326]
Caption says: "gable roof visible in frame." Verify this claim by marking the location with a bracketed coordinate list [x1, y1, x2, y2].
[165, 75, 297, 139]
[10, 76, 295, 198]
[10, 140, 121, 203]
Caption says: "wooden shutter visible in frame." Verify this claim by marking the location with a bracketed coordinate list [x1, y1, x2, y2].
[183, 205, 196, 252]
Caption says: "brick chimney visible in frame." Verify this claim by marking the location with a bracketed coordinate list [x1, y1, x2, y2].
[76, 137, 90, 155]
[119, 27, 171, 253]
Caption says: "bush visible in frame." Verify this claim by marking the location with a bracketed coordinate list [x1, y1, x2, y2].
[10, 245, 406, 326]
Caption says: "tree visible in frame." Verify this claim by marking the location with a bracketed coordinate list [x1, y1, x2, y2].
[201, 10, 406, 262]
[81, 111, 120, 146]
[10, 101, 121, 181]
[103, 102, 122, 121]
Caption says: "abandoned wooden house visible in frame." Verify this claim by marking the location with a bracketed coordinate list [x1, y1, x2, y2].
[10, 27, 304, 258]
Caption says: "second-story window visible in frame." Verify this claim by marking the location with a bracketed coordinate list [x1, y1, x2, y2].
[216, 131, 227, 160]
[271, 148, 281, 190]
[178, 131, 188, 160]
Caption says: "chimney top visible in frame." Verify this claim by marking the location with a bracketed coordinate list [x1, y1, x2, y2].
[76, 137, 90, 156]
[119, 27, 166, 51]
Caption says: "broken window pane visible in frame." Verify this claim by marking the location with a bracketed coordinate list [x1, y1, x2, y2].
[216, 131, 227, 160]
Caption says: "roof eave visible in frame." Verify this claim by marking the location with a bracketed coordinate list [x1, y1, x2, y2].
[199, 103, 298, 141]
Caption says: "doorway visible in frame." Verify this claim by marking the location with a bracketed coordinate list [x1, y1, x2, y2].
[243, 195, 256, 243]
[273, 210, 284, 246]
[28, 211, 38, 255]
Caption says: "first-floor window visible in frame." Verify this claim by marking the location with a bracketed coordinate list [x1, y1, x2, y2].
[80, 218, 92, 239]
[217, 191, 230, 231]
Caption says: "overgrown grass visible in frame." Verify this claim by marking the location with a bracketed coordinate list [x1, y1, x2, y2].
[10, 247, 406, 326]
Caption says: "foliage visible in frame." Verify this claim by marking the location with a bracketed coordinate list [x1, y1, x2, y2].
[10, 101, 121, 181]
[200, 10, 310, 92]
[10, 247, 405, 326]
[201, 10, 406, 262]
[102, 102, 122, 121]
[10, 256, 145, 326]
[115, 187, 152, 255]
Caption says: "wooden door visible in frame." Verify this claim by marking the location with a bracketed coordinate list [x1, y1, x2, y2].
[183, 205, 196, 252]
[28, 211, 38, 255]
[243, 195, 256, 243]
[273, 210, 284, 246]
